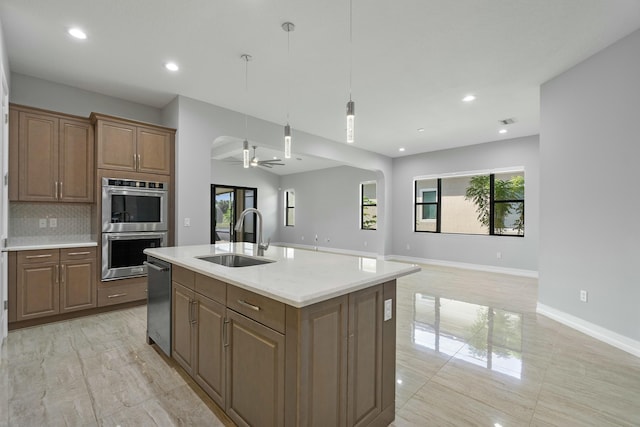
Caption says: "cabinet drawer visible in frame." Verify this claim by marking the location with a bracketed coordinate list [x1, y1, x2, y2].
[17, 249, 59, 264]
[98, 282, 147, 306]
[61, 246, 96, 261]
[195, 273, 226, 305]
[172, 265, 195, 289]
[227, 285, 285, 334]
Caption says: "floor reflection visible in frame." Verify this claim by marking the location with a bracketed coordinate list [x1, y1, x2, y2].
[412, 293, 523, 379]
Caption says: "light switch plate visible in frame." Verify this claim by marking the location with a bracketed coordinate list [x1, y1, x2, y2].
[49, 218, 57, 228]
[384, 299, 393, 321]
[39, 219, 47, 228]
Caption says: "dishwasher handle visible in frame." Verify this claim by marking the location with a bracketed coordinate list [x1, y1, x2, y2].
[143, 261, 170, 272]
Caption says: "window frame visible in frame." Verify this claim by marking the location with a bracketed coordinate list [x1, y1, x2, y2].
[413, 168, 524, 237]
[360, 181, 377, 231]
[284, 189, 295, 227]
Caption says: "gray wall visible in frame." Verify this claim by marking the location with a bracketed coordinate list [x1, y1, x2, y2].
[391, 135, 539, 273]
[9, 73, 161, 124]
[278, 166, 381, 254]
[540, 29, 640, 341]
[171, 95, 393, 249]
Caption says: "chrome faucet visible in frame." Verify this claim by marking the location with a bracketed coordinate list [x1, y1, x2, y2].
[234, 208, 270, 256]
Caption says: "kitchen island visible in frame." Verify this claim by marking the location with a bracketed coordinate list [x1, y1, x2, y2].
[145, 243, 420, 427]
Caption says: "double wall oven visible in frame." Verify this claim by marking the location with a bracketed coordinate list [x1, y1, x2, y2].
[101, 178, 168, 280]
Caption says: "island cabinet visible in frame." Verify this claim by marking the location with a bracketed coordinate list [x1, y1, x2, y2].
[9, 104, 94, 202]
[91, 113, 173, 176]
[10, 247, 97, 322]
[169, 264, 396, 427]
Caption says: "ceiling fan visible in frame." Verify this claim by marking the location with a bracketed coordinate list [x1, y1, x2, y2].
[226, 145, 285, 169]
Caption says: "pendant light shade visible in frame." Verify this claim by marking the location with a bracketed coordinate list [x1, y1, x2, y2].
[243, 139, 250, 168]
[284, 124, 292, 159]
[346, 100, 355, 144]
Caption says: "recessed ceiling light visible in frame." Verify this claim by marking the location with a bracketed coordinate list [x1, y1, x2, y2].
[417, 128, 425, 132]
[68, 28, 87, 40]
[462, 94, 476, 102]
[165, 62, 179, 72]
[499, 129, 508, 134]
[399, 147, 406, 152]
[273, 156, 278, 160]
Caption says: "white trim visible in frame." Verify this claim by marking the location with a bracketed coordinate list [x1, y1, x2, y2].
[537, 303, 640, 358]
[385, 254, 538, 278]
[413, 165, 525, 181]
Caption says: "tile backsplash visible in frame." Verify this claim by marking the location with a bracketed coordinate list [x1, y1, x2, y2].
[9, 203, 92, 238]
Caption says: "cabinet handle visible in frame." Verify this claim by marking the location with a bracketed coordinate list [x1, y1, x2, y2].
[223, 318, 229, 348]
[133, 153, 137, 169]
[54, 182, 59, 199]
[237, 299, 261, 311]
[67, 251, 91, 256]
[190, 300, 197, 325]
[25, 254, 52, 259]
[137, 154, 141, 170]
[59, 182, 63, 199]
[55, 265, 59, 284]
[61, 265, 65, 284]
[107, 293, 127, 299]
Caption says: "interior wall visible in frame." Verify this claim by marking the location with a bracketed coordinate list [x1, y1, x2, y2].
[540, 28, 640, 341]
[9, 73, 161, 124]
[211, 159, 280, 244]
[391, 135, 539, 273]
[278, 166, 381, 254]
[172, 95, 393, 249]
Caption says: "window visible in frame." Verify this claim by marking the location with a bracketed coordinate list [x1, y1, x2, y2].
[415, 179, 439, 232]
[285, 189, 295, 226]
[414, 170, 524, 236]
[360, 182, 377, 230]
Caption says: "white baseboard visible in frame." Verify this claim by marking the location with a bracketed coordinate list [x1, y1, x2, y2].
[385, 254, 538, 278]
[537, 303, 640, 358]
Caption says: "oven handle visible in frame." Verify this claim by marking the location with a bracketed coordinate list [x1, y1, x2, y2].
[143, 261, 169, 272]
[104, 232, 167, 241]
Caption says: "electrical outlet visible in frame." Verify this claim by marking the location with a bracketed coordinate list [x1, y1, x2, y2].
[363, 241, 368, 247]
[183, 217, 191, 227]
[406, 244, 410, 251]
[49, 218, 57, 228]
[580, 290, 588, 302]
[301, 236, 304, 241]
[496, 251, 502, 259]
[384, 299, 393, 321]
[39, 218, 47, 228]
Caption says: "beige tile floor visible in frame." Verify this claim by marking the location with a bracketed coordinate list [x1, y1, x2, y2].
[1, 264, 639, 426]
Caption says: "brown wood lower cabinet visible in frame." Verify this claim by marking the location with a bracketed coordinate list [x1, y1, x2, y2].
[13, 247, 97, 322]
[169, 264, 396, 427]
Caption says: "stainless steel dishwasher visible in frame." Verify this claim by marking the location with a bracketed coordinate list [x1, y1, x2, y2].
[145, 256, 171, 356]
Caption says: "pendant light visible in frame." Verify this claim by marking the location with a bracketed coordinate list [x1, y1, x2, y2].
[346, 0, 355, 144]
[282, 22, 295, 159]
[241, 54, 252, 168]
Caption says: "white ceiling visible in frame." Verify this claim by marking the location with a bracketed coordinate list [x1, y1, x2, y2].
[2, 0, 640, 159]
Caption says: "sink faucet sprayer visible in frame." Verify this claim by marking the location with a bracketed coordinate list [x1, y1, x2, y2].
[234, 208, 270, 256]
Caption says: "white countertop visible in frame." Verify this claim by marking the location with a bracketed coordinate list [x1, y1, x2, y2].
[145, 243, 420, 308]
[3, 236, 98, 251]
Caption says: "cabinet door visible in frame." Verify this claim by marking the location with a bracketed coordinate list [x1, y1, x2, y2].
[137, 126, 171, 175]
[172, 282, 195, 375]
[347, 285, 383, 427]
[16, 261, 60, 321]
[18, 111, 59, 201]
[60, 258, 96, 312]
[8, 108, 19, 201]
[226, 309, 285, 427]
[194, 294, 226, 408]
[96, 120, 136, 171]
[59, 118, 94, 202]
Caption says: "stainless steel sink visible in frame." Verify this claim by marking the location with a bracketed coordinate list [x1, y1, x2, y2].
[197, 254, 275, 267]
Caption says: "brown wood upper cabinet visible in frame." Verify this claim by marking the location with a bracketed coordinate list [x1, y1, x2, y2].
[9, 105, 94, 202]
[92, 113, 173, 175]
